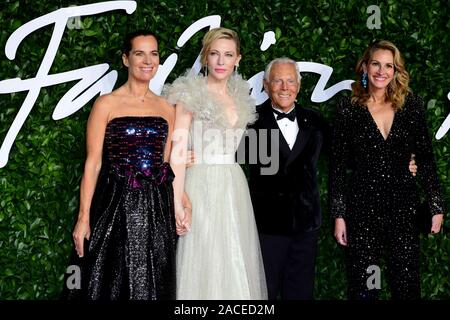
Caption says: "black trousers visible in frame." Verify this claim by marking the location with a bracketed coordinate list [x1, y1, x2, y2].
[345, 204, 421, 300]
[259, 230, 319, 300]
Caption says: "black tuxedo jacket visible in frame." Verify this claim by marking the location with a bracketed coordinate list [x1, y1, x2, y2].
[240, 100, 329, 235]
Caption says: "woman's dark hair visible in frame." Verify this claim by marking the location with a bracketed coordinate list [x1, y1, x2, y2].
[122, 30, 157, 56]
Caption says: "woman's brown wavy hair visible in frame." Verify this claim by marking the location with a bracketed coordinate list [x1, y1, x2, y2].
[351, 40, 410, 111]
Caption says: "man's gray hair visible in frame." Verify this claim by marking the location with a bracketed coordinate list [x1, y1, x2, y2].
[263, 57, 302, 83]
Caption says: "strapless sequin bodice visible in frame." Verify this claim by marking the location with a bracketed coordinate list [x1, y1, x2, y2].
[103, 116, 168, 173]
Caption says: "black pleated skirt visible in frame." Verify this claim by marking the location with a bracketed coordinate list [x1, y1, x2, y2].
[62, 163, 177, 300]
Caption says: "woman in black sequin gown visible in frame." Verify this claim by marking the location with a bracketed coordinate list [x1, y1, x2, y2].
[330, 40, 445, 300]
[63, 31, 182, 299]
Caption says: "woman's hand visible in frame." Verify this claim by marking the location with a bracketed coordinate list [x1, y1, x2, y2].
[175, 192, 192, 236]
[431, 213, 444, 234]
[334, 218, 348, 246]
[72, 217, 91, 257]
[186, 150, 196, 168]
[175, 207, 191, 236]
[175, 207, 186, 235]
[409, 154, 417, 177]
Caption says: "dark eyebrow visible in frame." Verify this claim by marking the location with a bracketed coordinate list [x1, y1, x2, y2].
[371, 59, 393, 64]
[132, 49, 159, 54]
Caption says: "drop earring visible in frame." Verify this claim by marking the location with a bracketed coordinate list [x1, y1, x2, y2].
[203, 63, 208, 77]
[361, 72, 368, 89]
[234, 64, 238, 76]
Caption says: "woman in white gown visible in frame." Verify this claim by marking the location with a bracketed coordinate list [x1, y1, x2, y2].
[165, 27, 267, 299]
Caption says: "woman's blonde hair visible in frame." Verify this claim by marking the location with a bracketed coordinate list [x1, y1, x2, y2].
[200, 27, 240, 67]
[351, 40, 410, 111]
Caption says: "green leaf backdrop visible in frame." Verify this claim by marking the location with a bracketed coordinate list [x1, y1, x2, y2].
[0, 0, 449, 299]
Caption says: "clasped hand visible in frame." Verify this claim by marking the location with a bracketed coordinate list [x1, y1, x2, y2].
[176, 192, 192, 236]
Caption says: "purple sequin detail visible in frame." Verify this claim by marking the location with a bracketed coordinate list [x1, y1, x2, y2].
[104, 117, 174, 189]
[122, 164, 173, 189]
[158, 164, 170, 185]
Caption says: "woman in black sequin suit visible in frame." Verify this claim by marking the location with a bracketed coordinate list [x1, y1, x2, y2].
[63, 31, 186, 299]
[330, 40, 445, 299]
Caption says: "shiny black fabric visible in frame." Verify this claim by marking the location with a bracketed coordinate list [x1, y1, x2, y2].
[63, 116, 176, 300]
[243, 100, 330, 235]
[329, 94, 444, 299]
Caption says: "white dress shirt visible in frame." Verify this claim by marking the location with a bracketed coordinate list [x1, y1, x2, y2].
[272, 105, 299, 150]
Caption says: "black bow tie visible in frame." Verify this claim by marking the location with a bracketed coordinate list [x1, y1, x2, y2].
[273, 108, 296, 121]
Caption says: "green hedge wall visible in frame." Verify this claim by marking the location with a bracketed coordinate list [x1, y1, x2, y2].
[0, 0, 449, 299]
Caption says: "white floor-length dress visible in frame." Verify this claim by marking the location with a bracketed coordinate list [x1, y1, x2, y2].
[165, 70, 267, 300]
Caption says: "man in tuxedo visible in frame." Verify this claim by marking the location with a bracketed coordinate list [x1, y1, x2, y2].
[240, 57, 329, 300]
[239, 57, 418, 300]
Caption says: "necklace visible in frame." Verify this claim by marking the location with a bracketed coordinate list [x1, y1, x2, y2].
[129, 88, 149, 102]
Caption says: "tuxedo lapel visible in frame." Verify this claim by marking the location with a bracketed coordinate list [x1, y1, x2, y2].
[286, 104, 311, 167]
